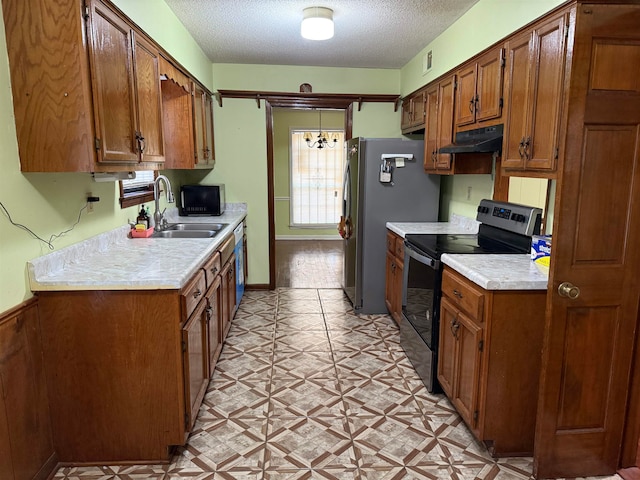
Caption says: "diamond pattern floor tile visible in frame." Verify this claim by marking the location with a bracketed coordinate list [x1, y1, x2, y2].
[54, 287, 620, 480]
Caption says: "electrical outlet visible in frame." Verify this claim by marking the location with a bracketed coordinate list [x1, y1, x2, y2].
[87, 192, 94, 213]
[466, 186, 472, 201]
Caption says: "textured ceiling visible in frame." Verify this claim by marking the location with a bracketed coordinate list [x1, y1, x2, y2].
[163, 0, 480, 69]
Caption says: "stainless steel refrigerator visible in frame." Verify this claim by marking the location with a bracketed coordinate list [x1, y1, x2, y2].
[340, 138, 440, 314]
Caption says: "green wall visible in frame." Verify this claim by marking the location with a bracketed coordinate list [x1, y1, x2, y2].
[273, 109, 344, 238]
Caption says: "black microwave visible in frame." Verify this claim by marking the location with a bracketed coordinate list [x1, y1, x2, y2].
[179, 184, 225, 216]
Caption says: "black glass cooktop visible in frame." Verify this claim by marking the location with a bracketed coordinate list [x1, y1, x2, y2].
[405, 232, 527, 259]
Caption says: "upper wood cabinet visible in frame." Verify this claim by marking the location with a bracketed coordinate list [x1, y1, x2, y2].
[423, 75, 491, 175]
[87, 0, 164, 167]
[424, 76, 455, 173]
[1, 0, 95, 172]
[193, 84, 216, 168]
[2, 0, 213, 173]
[502, 12, 568, 176]
[455, 47, 505, 130]
[401, 89, 427, 133]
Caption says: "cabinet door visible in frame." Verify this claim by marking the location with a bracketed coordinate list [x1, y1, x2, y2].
[192, 84, 207, 166]
[423, 85, 439, 172]
[435, 75, 455, 170]
[453, 311, 483, 430]
[437, 298, 458, 398]
[401, 97, 413, 131]
[203, 92, 215, 165]
[525, 14, 567, 171]
[206, 277, 222, 374]
[0, 303, 54, 480]
[502, 30, 533, 170]
[182, 301, 209, 430]
[455, 64, 477, 127]
[220, 255, 236, 340]
[411, 91, 426, 128]
[228, 253, 237, 319]
[385, 250, 395, 315]
[476, 47, 505, 123]
[133, 33, 164, 164]
[88, 0, 138, 164]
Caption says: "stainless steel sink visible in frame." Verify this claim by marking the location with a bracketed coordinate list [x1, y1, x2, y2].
[151, 230, 218, 238]
[166, 223, 228, 231]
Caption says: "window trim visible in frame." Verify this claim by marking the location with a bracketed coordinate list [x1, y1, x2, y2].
[119, 171, 158, 209]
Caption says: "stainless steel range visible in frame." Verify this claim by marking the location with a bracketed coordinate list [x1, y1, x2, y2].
[400, 199, 543, 393]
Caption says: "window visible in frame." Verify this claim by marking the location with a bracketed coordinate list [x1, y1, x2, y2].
[290, 129, 345, 227]
[119, 170, 157, 209]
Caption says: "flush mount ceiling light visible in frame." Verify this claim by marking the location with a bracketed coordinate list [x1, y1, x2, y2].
[301, 6, 334, 41]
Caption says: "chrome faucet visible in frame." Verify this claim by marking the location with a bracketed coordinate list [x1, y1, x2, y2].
[153, 174, 175, 230]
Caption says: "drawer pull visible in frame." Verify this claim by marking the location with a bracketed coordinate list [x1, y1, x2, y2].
[453, 289, 463, 299]
[193, 289, 202, 299]
[211, 266, 218, 274]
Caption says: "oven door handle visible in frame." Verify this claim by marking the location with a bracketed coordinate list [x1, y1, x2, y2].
[403, 241, 440, 269]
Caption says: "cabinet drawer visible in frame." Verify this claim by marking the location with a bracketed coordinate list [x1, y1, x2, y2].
[386, 231, 397, 253]
[441, 269, 484, 321]
[219, 234, 236, 266]
[202, 251, 221, 287]
[181, 270, 206, 320]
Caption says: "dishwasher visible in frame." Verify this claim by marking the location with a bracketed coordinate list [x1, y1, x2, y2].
[233, 222, 245, 309]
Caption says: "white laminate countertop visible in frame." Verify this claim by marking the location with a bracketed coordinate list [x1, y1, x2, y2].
[27, 205, 247, 291]
[441, 254, 548, 291]
[386, 214, 479, 237]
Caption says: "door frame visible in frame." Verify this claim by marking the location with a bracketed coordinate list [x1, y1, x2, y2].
[265, 99, 354, 289]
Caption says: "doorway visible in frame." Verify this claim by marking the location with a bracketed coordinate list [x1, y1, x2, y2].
[271, 107, 346, 288]
[265, 99, 353, 290]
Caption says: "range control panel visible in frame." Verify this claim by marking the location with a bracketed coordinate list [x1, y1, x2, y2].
[476, 199, 542, 236]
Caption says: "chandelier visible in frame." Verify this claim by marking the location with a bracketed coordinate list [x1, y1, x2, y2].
[304, 110, 339, 149]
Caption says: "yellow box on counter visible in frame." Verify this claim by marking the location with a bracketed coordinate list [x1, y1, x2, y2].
[531, 235, 552, 269]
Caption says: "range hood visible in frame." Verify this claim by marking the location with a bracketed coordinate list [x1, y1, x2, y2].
[439, 124, 503, 154]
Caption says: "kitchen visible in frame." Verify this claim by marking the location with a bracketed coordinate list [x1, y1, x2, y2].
[1, 1, 640, 480]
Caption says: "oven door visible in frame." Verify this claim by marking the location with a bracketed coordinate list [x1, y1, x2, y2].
[400, 241, 442, 393]
[402, 242, 441, 350]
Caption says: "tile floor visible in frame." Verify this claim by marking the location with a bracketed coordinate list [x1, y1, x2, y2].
[54, 288, 621, 480]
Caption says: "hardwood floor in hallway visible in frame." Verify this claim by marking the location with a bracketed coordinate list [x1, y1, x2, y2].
[275, 239, 343, 289]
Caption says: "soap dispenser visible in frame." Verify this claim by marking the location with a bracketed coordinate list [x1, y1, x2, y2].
[136, 205, 149, 229]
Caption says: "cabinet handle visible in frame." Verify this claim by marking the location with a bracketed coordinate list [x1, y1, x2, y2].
[192, 289, 202, 299]
[523, 136, 531, 161]
[211, 266, 218, 275]
[450, 318, 459, 339]
[453, 289, 463, 299]
[206, 306, 213, 319]
[518, 138, 525, 159]
[135, 131, 146, 154]
[468, 97, 475, 113]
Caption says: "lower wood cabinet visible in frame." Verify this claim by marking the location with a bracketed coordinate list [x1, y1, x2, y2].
[384, 230, 404, 324]
[0, 300, 56, 480]
[37, 235, 235, 464]
[438, 267, 546, 456]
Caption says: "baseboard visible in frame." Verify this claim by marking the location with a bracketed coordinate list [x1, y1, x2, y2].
[276, 236, 342, 240]
[39, 452, 58, 480]
[246, 284, 271, 290]
[619, 467, 640, 480]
